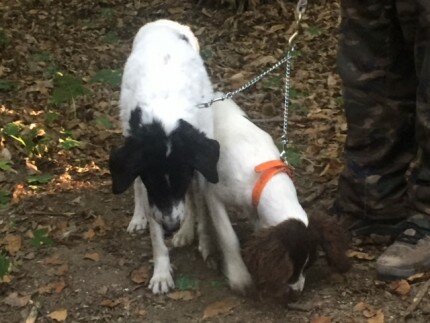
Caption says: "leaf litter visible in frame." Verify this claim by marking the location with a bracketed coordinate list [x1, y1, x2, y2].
[0, 0, 425, 321]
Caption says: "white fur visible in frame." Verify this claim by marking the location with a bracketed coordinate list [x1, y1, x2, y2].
[120, 20, 215, 294]
[120, 20, 213, 136]
[198, 97, 309, 292]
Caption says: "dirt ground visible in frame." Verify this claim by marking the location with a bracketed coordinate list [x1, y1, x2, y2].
[1, 0, 430, 322]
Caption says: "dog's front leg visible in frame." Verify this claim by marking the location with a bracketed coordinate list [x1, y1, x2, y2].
[148, 217, 174, 294]
[206, 194, 252, 293]
[172, 191, 195, 247]
[127, 178, 148, 233]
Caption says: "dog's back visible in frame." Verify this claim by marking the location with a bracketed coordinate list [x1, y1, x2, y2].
[120, 20, 213, 136]
[210, 98, 306, 226]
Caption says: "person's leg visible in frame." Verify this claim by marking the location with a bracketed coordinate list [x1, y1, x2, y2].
[335, 0, 418, 221]
[408, 0, 430, 213]
[376, 0, 430, 280]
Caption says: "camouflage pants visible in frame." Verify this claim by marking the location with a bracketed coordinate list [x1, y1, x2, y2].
[335, 0, 430, 220]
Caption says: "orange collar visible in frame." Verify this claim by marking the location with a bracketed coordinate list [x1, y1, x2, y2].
[252, 160, 294, 208]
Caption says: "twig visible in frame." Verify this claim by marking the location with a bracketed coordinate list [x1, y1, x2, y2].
[287, 302, 313, 312]
[403, 278, 430, 318]
[25, 302, 40, 323]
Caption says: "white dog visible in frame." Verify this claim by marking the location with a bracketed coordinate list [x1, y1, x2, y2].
[109, 20, 219, 294]
[183, 97, 350, 298]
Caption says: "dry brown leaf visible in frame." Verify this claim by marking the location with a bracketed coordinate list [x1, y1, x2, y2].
[100, 299, 121, 308]
[136, 309, 147, 317]
[55, 264, 69, 276]
[3, 292, 30, 307]
[353, 302, 368, 312]
[167, 290, 200, 301]
[347, 250, 376, 261]
[93, 215, 107, 231]
[311, 316, 332, 323]
[407, 272, 427, 282]
[202, 298, 239, 320]
[389, 279, 411, 296]
[367, 309, 384, 323]
[25, 80, 53, 95]
[82, 228, 95, 240]
[11, 184, 26, 205]
[43, 255, 64, 266]
[25, 159, 40, 174]
[1, 275, 13, 283]
[54, 280, 67, 293]
[84, 252, 101, 262]
[47, 309, 67, 322]
[4, 235, 22, 255]
[267, 24, 285, 33]
[131, 266, 150, 284]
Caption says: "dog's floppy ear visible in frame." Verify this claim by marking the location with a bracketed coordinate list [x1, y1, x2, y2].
[308, 213, 352, 273]
[109, 138, 142, 194]
[172, 120, 220, 183]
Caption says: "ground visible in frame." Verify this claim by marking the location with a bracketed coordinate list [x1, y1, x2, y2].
[1, 0, 430, 322]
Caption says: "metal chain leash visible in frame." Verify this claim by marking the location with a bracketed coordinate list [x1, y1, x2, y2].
[279, 45, 295, 164]
[197, 0, 307, 163]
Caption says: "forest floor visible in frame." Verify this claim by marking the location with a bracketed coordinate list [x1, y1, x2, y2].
[1, 0, 430, 322]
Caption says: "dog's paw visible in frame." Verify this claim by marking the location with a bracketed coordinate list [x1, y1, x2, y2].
[127, 216, 147, 234]
[198, 234, 213, 260]
[148, 272, 175, 294]
[172, 227, 194, 247]
[226, 263, 253, 294]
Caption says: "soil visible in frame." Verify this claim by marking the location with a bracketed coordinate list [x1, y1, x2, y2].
[1, 0, 430, 322]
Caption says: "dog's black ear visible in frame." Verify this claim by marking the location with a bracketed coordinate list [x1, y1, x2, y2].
[109, 139, 142, 194]
[191, 136, 219, 183]
[172, 120, 220, 183]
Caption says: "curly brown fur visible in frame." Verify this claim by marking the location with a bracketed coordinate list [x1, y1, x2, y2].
[308, 213, 352, 273]
[242, 219, 316, 299]
[242, 215, 351, 301]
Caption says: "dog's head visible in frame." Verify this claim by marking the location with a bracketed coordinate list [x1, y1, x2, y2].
[109, 108, 219, 233]
[242, 215, 351, 302]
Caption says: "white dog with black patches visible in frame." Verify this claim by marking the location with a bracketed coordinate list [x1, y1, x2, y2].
[109, 20, 220, 294]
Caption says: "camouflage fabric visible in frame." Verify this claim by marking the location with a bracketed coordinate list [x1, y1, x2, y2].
[335, 0, 430, 220]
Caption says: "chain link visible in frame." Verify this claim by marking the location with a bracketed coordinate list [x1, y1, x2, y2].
[197, 0, 307, 164]
[280, 46, 295, 163]
[196, 54, 294, 109]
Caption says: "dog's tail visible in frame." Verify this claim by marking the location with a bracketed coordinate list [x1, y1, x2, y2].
[308, 213, 351, 273]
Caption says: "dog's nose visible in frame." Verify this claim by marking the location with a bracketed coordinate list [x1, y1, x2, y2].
[162, 221, 180, 237]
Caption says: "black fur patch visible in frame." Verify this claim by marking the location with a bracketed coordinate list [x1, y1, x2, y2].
[109, 107, 219, 215]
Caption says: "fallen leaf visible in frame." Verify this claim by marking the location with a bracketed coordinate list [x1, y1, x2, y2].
[82, 228, 95, 240]
[407, 272, 427, 282]
[311, 316, 332, 323]
[11, 184, 26, 204]
[4, 235, 22, 255]
[25, 159, 40, 174]
[54, 280, 67, 293]
[100, 299, 121, 308]
[1, 275, 13, 283]
[347, 250, 375, 260]
[367, 309, 384, 323]
[47, 309, 67, 322]
[25, 80, 53, 95]
[167, 290, 200, 301]
[3, 292, 30, 307]
[389, 279, 411, 295]
[55, 264, 69, 276]
[353, 302, 368, 312]
[84, 252, 101, 262]
[202, 298, 238, 320]
[131, 266, 150, 284]
[43, 255, 64, 266]
[136, 308, 147, 317]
